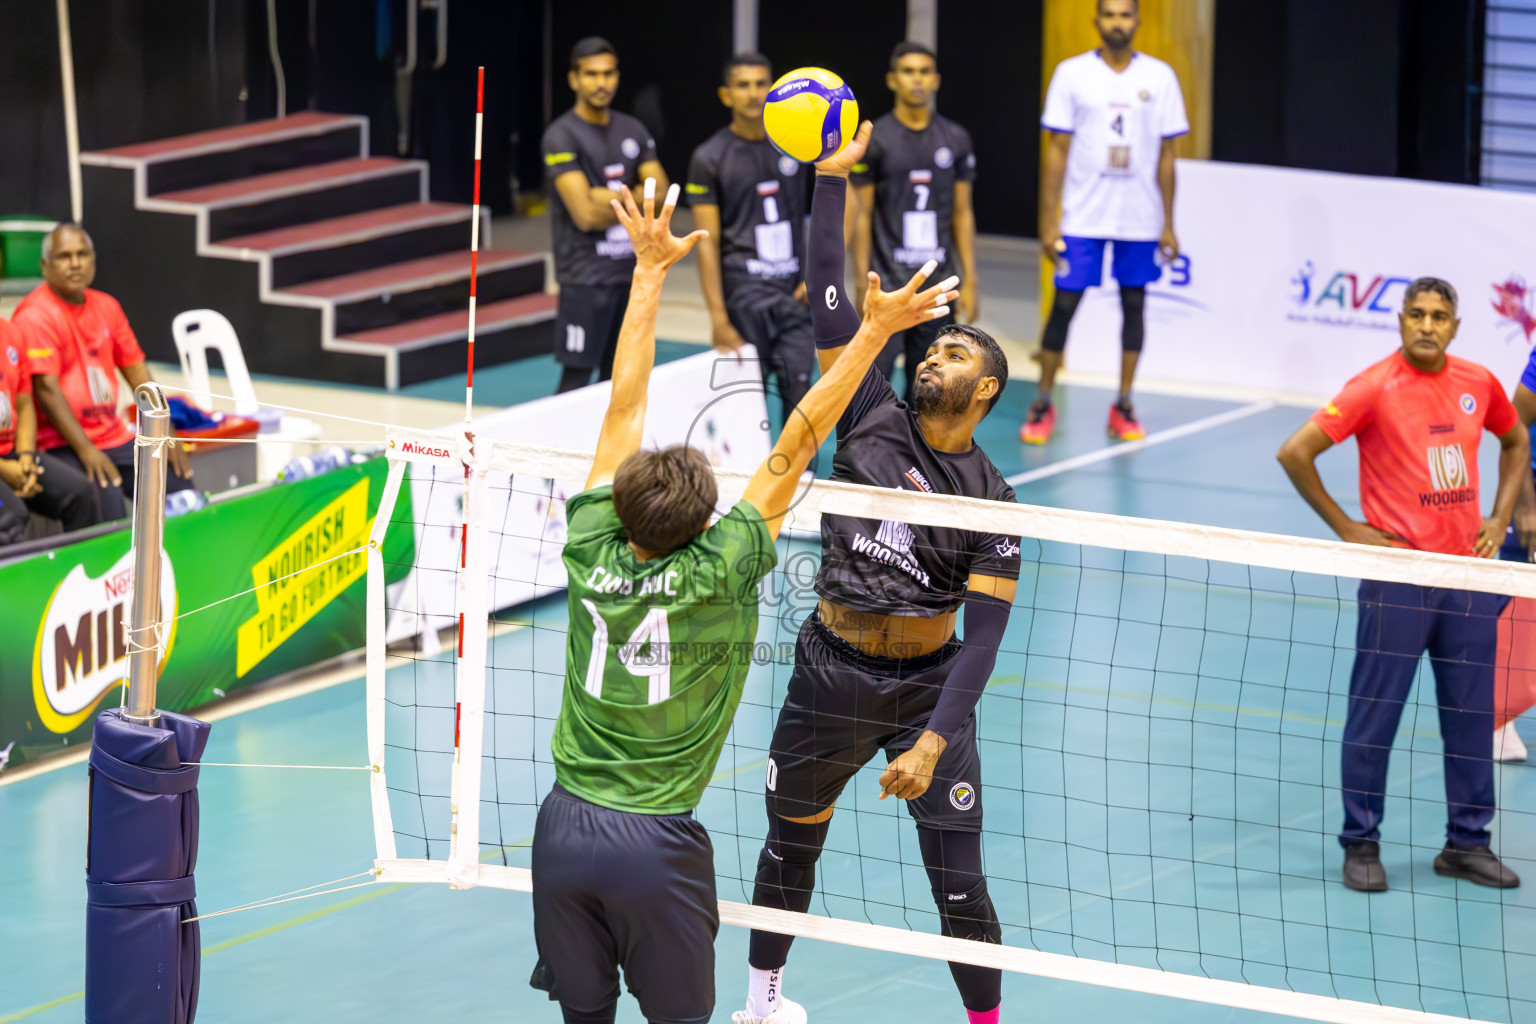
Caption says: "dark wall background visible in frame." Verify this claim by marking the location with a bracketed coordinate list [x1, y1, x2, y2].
[0, 0, 247, 219]
[1212, 0, 1485, 183]
[1, 1, 1492, 233]
[939, 0, 1042, 237]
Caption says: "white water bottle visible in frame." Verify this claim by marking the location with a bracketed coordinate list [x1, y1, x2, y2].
[164, 489, 207, 518]
[278, 447, 353, 483]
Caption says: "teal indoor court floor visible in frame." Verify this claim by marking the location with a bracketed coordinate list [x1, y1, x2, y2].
[4, 349, 1535, 1024]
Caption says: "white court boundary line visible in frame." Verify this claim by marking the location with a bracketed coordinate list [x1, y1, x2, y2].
[372, 860, 1503, 1024]
[1007, 399, 1277, 486]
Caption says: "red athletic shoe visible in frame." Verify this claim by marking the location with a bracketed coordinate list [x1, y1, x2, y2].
[1020, 402, 1056, 444]
[1107, 401, 1145, 441]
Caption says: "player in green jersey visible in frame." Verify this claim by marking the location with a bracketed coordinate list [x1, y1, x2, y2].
[530, 157, 959, 1024]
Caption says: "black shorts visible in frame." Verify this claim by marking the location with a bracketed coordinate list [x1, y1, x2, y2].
[765, 611, 983, 831]
[555, 284, 630, 371]
[530, 784, 718, 1024]
[725, 286, 815, 401]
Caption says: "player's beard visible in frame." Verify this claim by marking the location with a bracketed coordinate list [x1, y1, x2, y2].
[910, 369, 978, 418]
[1099, 27, 1132, 48]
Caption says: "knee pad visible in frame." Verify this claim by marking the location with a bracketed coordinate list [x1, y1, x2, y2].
[1040, 289, 1084, 354]
[753, 814, 828, 911]
[933, 878, 1003, 946]
[1120, 286, 1146, 353]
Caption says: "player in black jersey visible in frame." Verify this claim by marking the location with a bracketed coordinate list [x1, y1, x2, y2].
[852, 41, 979, 404]
[542, 37, 669, 394]
[736, 127, 1019, 1024]
[687, 53, 815, 418]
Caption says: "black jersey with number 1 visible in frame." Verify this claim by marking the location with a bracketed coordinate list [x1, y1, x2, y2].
[542, 109, 658, 288]
[685, 128, 808, 297]
[851, 112, 976, 287]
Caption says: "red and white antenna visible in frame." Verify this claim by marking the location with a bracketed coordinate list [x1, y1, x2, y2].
[465, 64, 485, 427]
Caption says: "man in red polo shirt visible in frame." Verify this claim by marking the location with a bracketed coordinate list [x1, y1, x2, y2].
[0, 314, 101, 541]
[15, 224, 193, 521]
[1278, 276, 1524, 892]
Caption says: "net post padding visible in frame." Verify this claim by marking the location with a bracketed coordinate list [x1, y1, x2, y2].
[383, 426, 1536, 600]
[365, 456, 408, 864]
[446, 459, 493, 890]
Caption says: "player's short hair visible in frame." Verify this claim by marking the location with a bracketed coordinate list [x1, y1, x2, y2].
[723, 51, 772, 85]
[570, 36, 617, 71]
[1098, 0, 1139, 13]
[889, 41, 937, 71]
[612, 445, 718, 557]
[41, 223, 94, 262]
[1403, 277, 1458, 314]
[940, 324, 1009, 413]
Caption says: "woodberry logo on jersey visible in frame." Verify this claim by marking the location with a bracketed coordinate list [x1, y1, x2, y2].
[33, 549, 178, 733]
[1423, 443, 1476, 507]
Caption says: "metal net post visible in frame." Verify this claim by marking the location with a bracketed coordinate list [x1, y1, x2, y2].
[125, 382, 170, 725]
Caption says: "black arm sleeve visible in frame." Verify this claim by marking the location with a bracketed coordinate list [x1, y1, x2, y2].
[809, 175, 861, 349]
[926, 591, 1011, 742]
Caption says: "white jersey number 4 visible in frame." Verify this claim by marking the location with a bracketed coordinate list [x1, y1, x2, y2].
[581, 600, 673, 704]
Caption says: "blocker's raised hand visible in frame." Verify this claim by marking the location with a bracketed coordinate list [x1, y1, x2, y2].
[860, 260, 960, 339]
[611, 179, 708, 272]
[814, 121, 873, 178]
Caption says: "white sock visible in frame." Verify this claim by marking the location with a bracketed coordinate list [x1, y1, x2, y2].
[747, 965, 783, 1019]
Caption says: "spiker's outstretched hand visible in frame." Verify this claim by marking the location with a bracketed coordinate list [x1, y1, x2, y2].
[862, 261, 959, 340]
[814, 121, 873, 178]
[611, 179, 708, 272]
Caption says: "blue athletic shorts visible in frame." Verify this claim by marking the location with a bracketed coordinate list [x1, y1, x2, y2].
[1053, 236, 1160, 292]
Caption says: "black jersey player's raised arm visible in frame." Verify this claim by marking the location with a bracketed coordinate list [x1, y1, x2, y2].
[736, 129, 1021, 1024]
[529, 172, 958, 1024]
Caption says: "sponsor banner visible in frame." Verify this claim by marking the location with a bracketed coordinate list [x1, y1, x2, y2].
[389, 347, 772, 639]
[0, 458, 413, 770]
[1065, 160, 1536, 399]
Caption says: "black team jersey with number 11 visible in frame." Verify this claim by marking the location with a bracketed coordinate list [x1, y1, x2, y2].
[815, 366, 1022, 617]
[541, 109, 657, 288]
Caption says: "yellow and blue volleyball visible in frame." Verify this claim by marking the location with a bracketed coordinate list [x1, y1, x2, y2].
[763, 67, 859, 163]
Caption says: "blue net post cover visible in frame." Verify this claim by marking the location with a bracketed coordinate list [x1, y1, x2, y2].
[85, 708, 210, 1024]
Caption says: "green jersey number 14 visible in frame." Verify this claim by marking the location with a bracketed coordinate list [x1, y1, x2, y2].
[581, 599, 672, 704]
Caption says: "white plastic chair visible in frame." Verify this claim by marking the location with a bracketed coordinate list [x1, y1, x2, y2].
[171, 309, 323, 479]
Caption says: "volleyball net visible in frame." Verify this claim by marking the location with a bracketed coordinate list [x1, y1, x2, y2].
[367, 426, 1536, 1024]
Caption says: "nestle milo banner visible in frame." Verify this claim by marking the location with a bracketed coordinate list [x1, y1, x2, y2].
[0, 457, 413, 770]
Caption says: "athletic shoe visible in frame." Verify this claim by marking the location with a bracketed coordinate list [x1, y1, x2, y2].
[1020, 402, 1056, 445]
[1495, 720, 1528, 763]
[732, 997, 808, 1024]
[1433, 842, 1521, 888]
[1342, 841, 1388, 892]
[1107, 401, 1145, 442]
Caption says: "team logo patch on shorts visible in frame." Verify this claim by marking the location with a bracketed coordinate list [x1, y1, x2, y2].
[949, 782, 975, 811]
[1460, 393, 1477, 415]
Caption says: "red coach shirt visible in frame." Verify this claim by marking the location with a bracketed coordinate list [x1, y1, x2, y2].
[0, 318, 29, 457]
[13, 284, 144, 453]
[1311, 351, 1518, 557]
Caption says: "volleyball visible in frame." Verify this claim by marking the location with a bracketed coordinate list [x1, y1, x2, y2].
[763, 67, 859, 163]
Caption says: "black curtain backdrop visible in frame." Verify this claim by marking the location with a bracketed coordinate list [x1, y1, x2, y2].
[548, 2, 735, 188]
[938, 0, 1042, 238]
[0, 3, 1490, 230]
[1212, 0, 1484, 184]
[0, 0, 247, 220]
